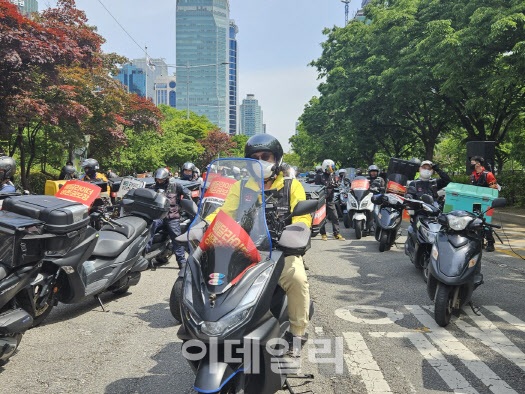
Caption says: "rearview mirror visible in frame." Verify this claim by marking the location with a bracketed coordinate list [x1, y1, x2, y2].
[181, 198, 198, 216]
[491, 197, 507, 209]
[421, 194, 435, 205]
[406, 186, 417, 196]
[292, 200, 318, 217]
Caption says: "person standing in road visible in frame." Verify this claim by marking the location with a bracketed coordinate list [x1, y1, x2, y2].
[316, 159, 345, 241]
[470, 156, 498, 252]
[147, 168, 191, 268]
[0, 156, 16, 193]
[410, 160, 451, 200]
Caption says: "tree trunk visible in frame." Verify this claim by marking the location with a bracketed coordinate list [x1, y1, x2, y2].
[17, 126, 29, 190]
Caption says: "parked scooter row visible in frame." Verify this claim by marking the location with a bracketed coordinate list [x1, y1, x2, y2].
[369, 176, 507, 327]
[0, 188, 170, 365]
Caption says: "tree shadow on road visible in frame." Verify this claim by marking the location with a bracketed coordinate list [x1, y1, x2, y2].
[105, 342, 195, 394]
[134, 299, 179, 329]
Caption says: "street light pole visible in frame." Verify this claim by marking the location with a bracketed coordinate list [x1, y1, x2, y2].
[186, 61, 190, 120]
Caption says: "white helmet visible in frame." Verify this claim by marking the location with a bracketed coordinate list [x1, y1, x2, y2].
[322, 159, 335, 174]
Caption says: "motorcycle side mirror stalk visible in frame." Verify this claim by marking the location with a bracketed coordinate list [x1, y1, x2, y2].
[291, 200, 318, 217]
[181, 198, 198, 216]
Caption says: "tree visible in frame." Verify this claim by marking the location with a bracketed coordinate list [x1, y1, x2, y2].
[230, 134, 249, 157]
[197, 129, 237, 169]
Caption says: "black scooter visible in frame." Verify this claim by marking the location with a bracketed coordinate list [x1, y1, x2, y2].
[372, 193, 405, 252]
[1, 189, 169, 327]
[427, 197, 506, 327]
[404, 194, 441, 282]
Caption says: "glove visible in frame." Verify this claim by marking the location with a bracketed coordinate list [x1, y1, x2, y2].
[432, 163, 440, 172]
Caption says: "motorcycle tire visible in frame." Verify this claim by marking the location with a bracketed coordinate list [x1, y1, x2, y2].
[379, 230, 388, 253]
[0, 333, 22, 366]
[343, 213, 351, 229]
[375, 226, 381, 241]
[423, 253, 430, 284]
[17, 286, 56, 328]
[434, 284, 454, 327]
[169, 277, 183, 322]
[354, 220, 362, 239]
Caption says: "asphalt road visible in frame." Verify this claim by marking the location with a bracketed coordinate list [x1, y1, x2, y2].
[1, 219, 524, 394]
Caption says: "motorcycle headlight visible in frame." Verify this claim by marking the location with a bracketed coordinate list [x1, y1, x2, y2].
[349, 195, 358, 208]
[183, 267, 193, 306]
[200, 266, 272, 337]
[447, 215, 474, 231]
[432, 244, 438, 260]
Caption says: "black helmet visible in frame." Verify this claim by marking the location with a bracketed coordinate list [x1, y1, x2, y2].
[181, 162, 195, 180]
[0, 156, 16, 181]
[368, 165, 379, 172]
[154, 168, 170, 181]
[244, 134, 283, 166]
[62, 165, 76, 180]
[82, 158, 99, 176]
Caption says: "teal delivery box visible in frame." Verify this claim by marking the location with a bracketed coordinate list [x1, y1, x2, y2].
[443, 183, 499, 223]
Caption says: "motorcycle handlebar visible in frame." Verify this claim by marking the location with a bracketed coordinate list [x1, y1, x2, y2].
[485, 222, 501, 229]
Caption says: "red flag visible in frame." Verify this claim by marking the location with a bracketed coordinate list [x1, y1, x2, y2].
[55, 180, 102, 207]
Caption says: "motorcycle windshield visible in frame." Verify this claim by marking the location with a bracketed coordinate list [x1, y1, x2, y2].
[386, 174, 408, 196]
[188, 158, 271, 294]
[351, 177, 369, 191]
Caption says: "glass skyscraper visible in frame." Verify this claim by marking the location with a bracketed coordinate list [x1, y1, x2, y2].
[9, 0, 38, 16]
[240, 94, 264, 137]
[176, 0, 230, 132]
[115, 58, 168, 101]
[228, 20, 239, 135]
[116, 64, 147, 97]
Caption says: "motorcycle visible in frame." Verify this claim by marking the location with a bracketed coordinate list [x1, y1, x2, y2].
[0, 208, 45, 365]
[1, 189, 169, 327]
[175, 158, 318, 393]
[427, 197, 506, 327]
[372, 174, 408, 252]
[145, 180, 200, 266]
[340, 178, 351, 228]
[404, 193, 441, 282]
[346, 176, 375, 239]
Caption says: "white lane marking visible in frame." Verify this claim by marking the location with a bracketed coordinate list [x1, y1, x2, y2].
[371, 332, 478, 394]
[405, 305, 517, 394]
[342, 332, 392, 393]
[485, 306, 525, 333]
[454, 309, 525, 372]
[336, 306, 404, 325]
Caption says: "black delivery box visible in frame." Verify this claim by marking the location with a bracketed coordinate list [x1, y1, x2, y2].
[386, 158, 420, 180]
[2, 195, 90, 256]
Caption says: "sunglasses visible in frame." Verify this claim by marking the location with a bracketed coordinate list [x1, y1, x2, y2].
[250, 152, 274, 161]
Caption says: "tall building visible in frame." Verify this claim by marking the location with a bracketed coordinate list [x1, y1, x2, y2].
[228, 20, 239, 136]
[176, 0, 230, 132]
[9, 0, 38, 16]
[240, 94, 264, 137]
[116, 64, 146, 97]
[154, 75, 177, 108]
[115, 58, 168, 101]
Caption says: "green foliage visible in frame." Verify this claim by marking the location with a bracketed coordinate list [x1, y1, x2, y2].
[498, 172, 525, 207]
[230, 134, 249, 158]
[294, 0, 525, 178]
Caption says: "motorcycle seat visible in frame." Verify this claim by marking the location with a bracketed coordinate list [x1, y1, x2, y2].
[93, 217, 147, 258]
[101, 216, 147, 239]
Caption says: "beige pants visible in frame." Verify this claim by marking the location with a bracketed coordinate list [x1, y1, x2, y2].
[278, 255, 310, 336]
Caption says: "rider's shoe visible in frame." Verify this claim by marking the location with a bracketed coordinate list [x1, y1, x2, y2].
[334, 234, 345, 240]
[486, 242, 495, 252]
[321, 234, 328, 241]
[284, 331, 308, 358]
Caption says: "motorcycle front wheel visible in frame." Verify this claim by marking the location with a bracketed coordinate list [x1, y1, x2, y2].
[379, 230, 388, 252]
[434, 284, 454, 327]
[169, 277, 183, 322]
[17, 285, 56, 327]
[343, 213, 351, 229]
[354, 220, 363, 239]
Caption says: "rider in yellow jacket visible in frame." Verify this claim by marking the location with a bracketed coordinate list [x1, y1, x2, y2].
[206, 134, 311, 356]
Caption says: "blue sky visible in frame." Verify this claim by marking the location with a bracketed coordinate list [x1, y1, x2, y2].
[44, 0, 361, 150]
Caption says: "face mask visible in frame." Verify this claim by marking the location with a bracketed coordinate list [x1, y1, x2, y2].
[470, 164, 476, 171]
[419, 169, 433, 180]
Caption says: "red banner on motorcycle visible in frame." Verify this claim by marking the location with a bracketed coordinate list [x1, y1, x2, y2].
[387, 181, 406, 196]
[204, 176, 237, 200]
[55, 180, 102, 207]
[199, 210, 261, 265]
[351, 179, 369, 191]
